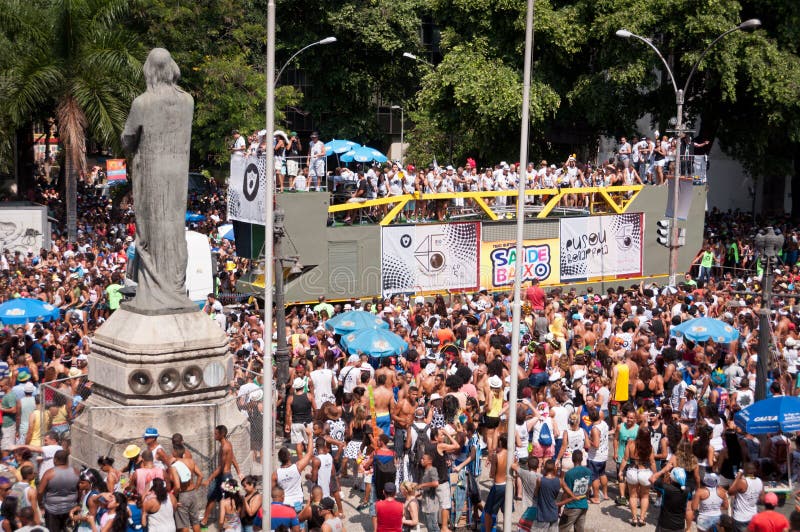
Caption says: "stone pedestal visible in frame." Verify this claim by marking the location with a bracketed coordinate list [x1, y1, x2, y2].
[88, 307, 230, 404]
[71, 307, 253, 474]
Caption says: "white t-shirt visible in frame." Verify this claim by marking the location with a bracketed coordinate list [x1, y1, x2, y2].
[310, 368, 335, 405]
[39, 444, 63, 480]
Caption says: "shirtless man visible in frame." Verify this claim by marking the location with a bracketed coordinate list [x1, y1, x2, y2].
[419, 361, 437, 396]
[201, 425, 241, 528]
[171, 443, 204, 532]
[375, 358, 396, 389]
[392, 385, 418, 461]
[484, 433, 509, 532]
[373, 374, 396, 438]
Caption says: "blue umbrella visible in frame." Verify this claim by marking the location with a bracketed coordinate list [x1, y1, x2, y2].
[670, 316, 740, 343]
[325, 310, 389, 335]
[218, 224, 234, 241]
[0, 298, 60, 325]
[340, 146, 388, 164]
[734, 396, 800, 434]
[325, 139, 360, 155]
[185, 212, 206, 223]
[341, 327, 407, 357]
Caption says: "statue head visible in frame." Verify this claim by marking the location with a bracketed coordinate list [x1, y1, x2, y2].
[143, 48, 180, 92]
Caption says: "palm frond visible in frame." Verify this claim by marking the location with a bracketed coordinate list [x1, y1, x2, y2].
[0, 47, 65, 123]
[56, 94, 88, 173]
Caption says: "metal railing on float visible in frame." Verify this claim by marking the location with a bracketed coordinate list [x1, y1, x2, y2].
[327, 185, 644, 225]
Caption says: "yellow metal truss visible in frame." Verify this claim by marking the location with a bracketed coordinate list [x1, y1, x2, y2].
[327, 185, 644, 225]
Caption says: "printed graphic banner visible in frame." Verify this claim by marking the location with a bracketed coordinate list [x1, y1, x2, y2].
[480, 239, 560, 290]
[382, 223, 480, 295]
[106, 159, 127, 182]
[559, 213, 644, 282]
[227, 154, 266, 224]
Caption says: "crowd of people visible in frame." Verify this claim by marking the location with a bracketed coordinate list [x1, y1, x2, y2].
[0, 155, 798, 532]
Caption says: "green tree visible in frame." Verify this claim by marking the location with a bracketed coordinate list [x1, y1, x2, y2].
[133, 0, 301, 166]
[0, 0, 143, 239]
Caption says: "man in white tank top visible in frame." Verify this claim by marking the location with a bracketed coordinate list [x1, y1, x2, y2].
[727, 463, 763, 531]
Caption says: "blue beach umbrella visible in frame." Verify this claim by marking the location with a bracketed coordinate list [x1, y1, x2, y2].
[217, 224, 234, 241]
[734, 396, 800, 434]
[340, 146, 388, 164]
[325, 310, 389, 335]
[341, 327, 407, 357]
[0, 298, 60, 325]
[325, 139, 360, 155]
[185, 212, 206, 223]
[670, 316, 740, 343]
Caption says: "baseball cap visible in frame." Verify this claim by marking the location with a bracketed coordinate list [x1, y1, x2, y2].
[384, 482, 396, 495]
[764, 492, 779, 506]
[293, 378, 305, 389]
[143, 427, 159, 439]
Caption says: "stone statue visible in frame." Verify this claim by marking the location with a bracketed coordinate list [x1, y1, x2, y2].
[121, 48, 196, 314]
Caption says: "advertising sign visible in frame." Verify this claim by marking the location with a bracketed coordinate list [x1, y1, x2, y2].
[559, 213, 644, 282]
[381, 223, 480, 295]
[106, 159, 127, 182]
[480, 239, 560, 290]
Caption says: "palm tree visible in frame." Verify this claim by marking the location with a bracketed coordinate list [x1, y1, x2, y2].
[0, 0, 142, 240]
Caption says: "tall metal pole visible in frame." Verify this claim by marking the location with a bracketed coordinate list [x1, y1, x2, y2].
[274, 214, 290, 394]
[400, 107, 404, 166]
[669, 90, 684, 286]
[504, 0, 533, 529]
[755, 255, 771, 401]
[262, 0, 276, 524]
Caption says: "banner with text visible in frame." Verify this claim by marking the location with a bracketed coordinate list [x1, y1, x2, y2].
[227, 154, 265, 224]
[480, 239, 560, 290]
[559, 213, 644, 282]
[382, 223, 480, 295]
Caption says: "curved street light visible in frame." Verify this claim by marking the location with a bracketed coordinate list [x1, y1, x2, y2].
[615, 19, 760, 286]
[275, 36, 337, 83]
[402, 51, 434, 67]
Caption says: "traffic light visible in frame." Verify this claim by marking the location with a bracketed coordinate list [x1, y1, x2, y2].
[656, 219, 671, 247]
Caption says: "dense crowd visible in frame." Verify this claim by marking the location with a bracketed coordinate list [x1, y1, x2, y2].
[0, 158, 799, 532]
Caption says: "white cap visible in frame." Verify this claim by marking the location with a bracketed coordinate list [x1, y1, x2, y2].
[430, 393, 442, 400]
[415, 296, 425, 305]
[292, 378, 305, 389]
[344, 303, 352, 310]
[488, 375, 502, 388]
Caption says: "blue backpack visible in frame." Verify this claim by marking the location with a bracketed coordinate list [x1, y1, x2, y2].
[538, 420, 553, 447]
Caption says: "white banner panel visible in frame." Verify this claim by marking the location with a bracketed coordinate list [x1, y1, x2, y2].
[381, 223, 480, 295]
[559, 213, 644, 281]
[227, 154, 266, 224]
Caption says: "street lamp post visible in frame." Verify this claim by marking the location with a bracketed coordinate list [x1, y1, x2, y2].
[275, 37, 337, 84]
[753, 226, 784, 401]
[616, 20, 760, 286]
[263, 31, 336, 526]
[504, 0, 535, 530]
[391, 105, 404, 165]
[402, 51, 434, 67]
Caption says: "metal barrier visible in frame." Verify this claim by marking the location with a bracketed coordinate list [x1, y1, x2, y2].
[328, 185, 644, 225]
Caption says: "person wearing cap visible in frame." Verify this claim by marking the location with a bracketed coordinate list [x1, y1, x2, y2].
[375, 481, 403, 530]
[229, 129, 246, 160]
[649, 466, 688, 532]
[17, 380, 36, 445]
[747, 492, 789, 532]
[316, 495, 342, 532]
[142, 427, 169, 471]
[690, 473, 729, 532]
[285, 376, 317, 456]
[307, 132, 326, 191]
